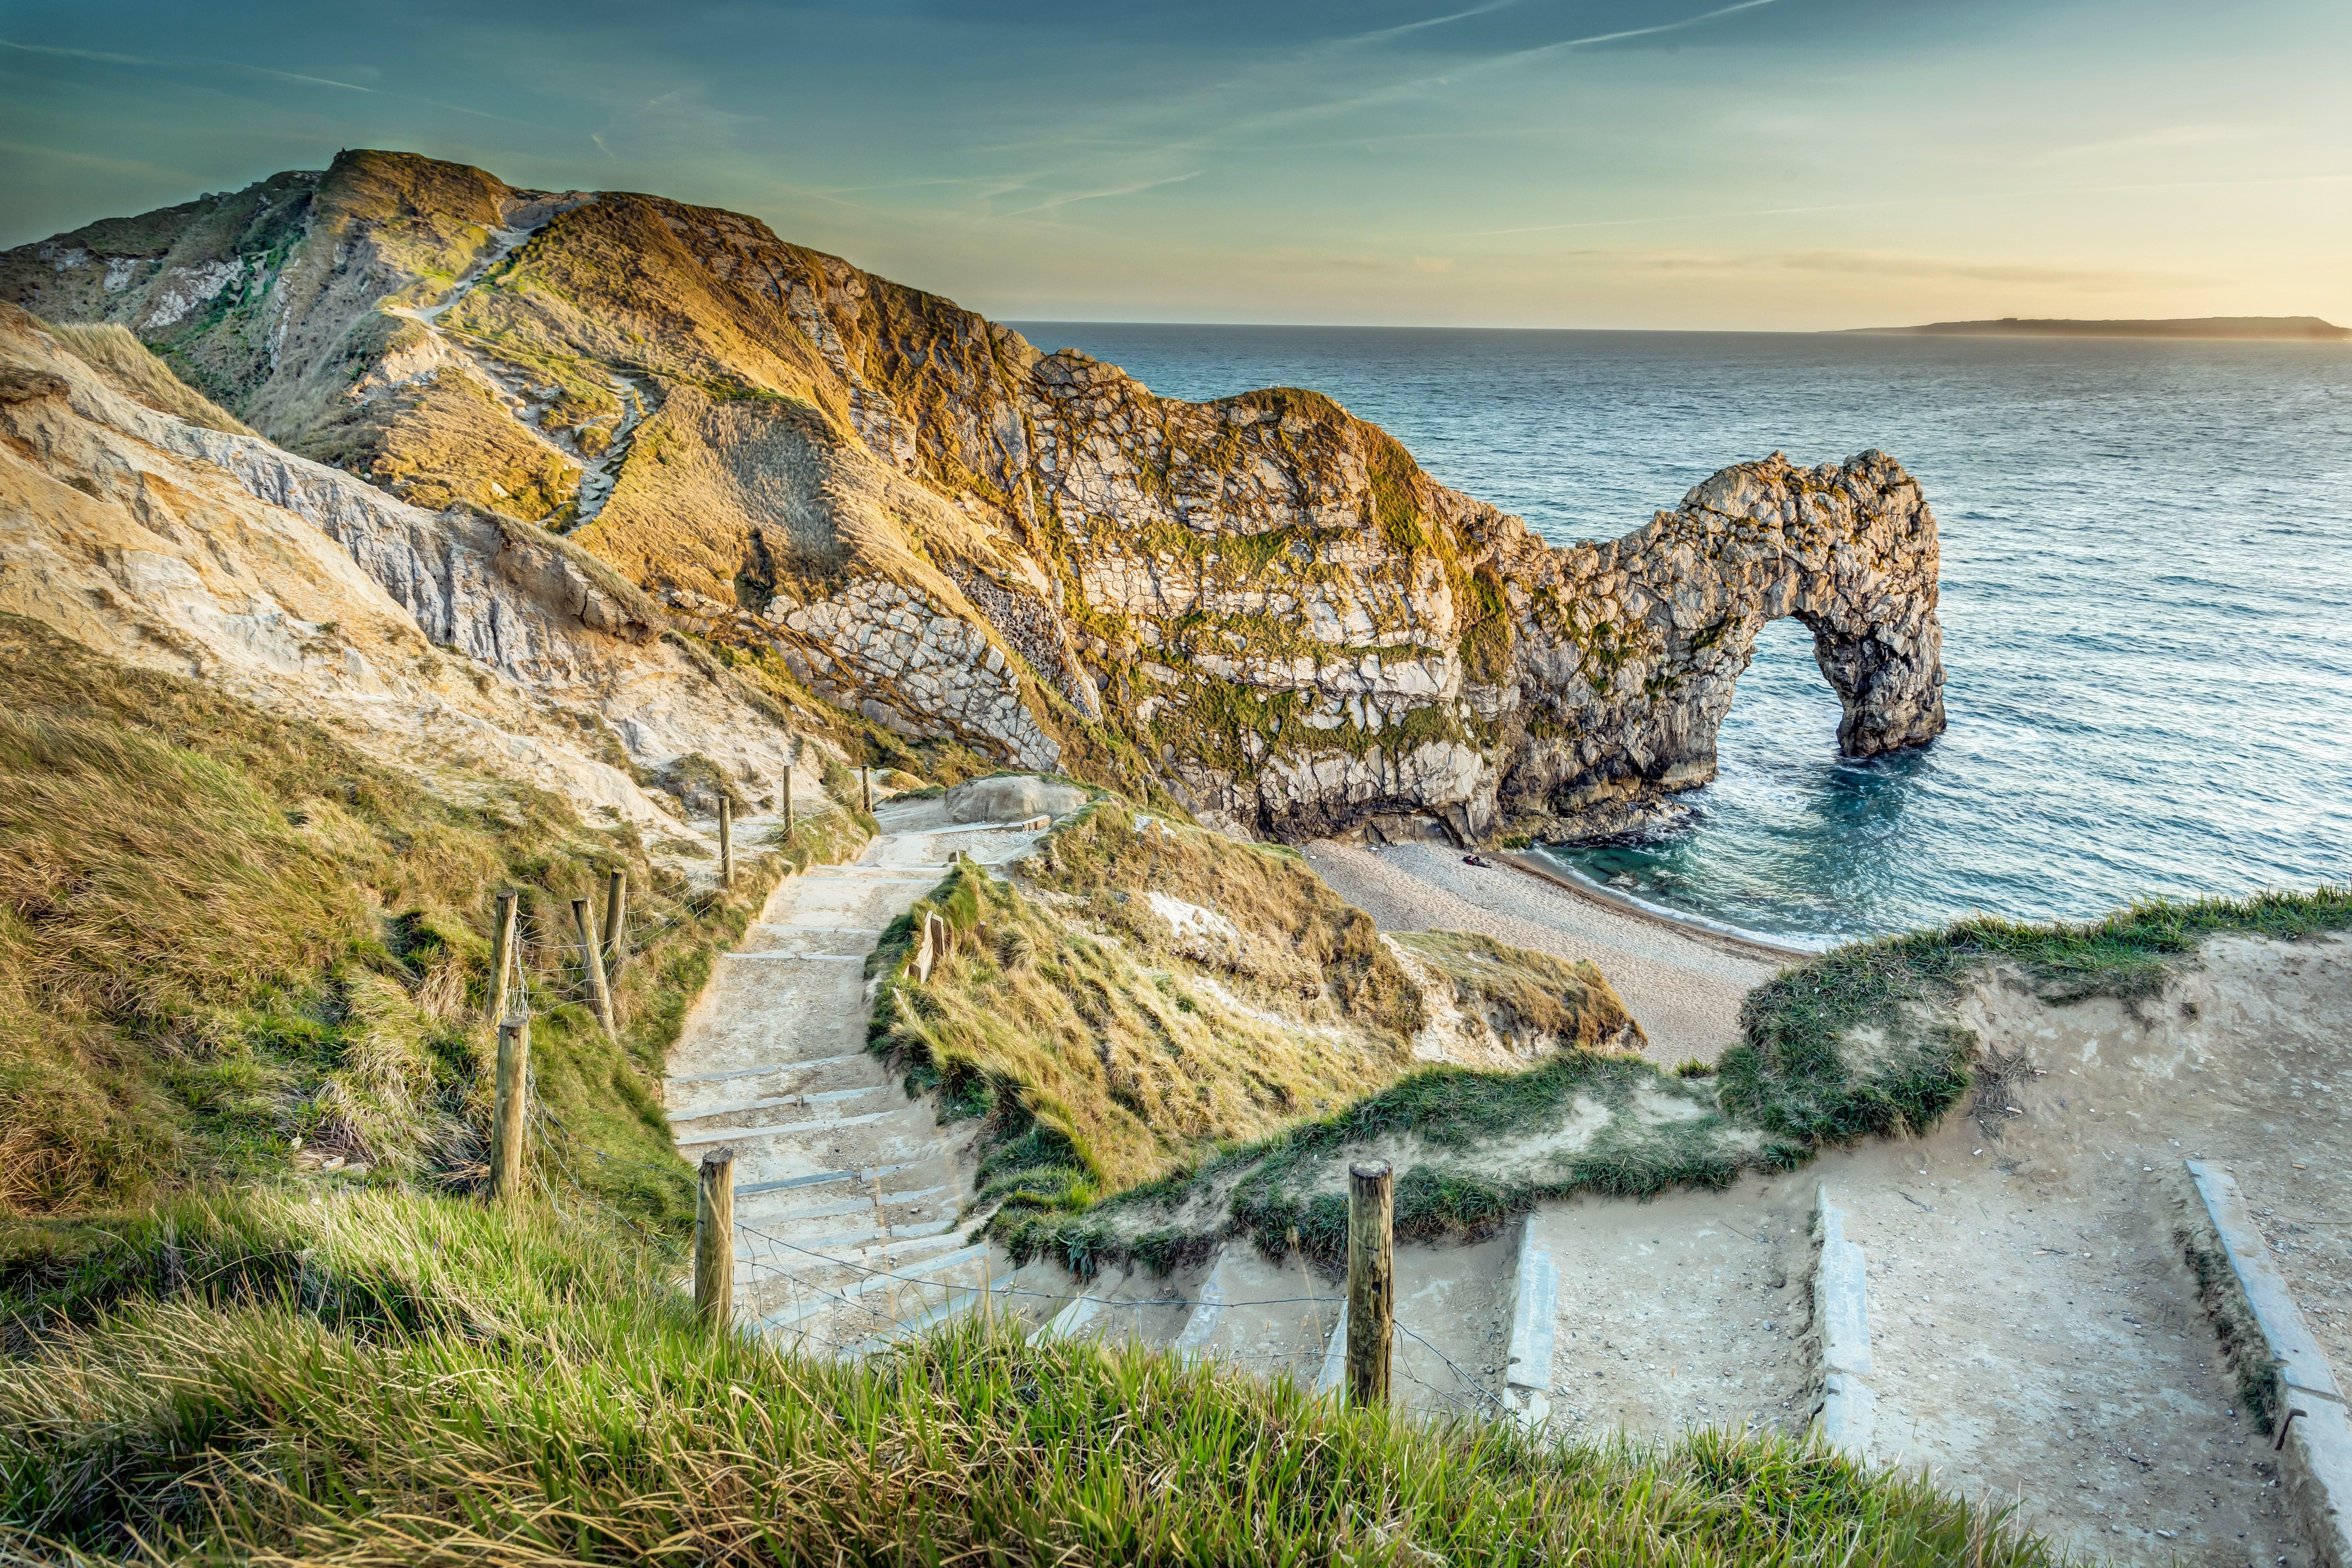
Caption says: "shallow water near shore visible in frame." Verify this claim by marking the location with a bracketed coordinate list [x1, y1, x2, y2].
[1017, 323, 2352, 943]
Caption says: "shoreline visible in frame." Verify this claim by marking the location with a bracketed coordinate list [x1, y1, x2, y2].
[1302, 840, 1785, 1064]
[1491, 850, 1823, 964]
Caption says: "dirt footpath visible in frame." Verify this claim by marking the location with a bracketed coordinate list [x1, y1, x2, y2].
[1531, 1181, 1818, 1442]
[1821, 1118, 2300, 1568]
[1803, 932, 2352, 1568]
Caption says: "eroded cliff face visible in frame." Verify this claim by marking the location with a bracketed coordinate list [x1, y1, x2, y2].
[0, 303, 835, 845]
[1486, 449, 1946, 837]
[3, 150, 1946, 841]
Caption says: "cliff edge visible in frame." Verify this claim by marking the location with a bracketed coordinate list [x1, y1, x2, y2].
[4, 150, 1945, 841]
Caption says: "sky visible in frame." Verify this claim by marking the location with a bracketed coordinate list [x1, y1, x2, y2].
[2, 0, 2347, 330]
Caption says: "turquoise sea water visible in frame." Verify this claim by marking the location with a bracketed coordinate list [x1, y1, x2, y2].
[1014, 323, 2352, 944]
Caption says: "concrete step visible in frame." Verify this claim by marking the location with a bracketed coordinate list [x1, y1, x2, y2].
[722, 950, 870, 965]
[742, 923, 884, 945]
[673, 1099, 930, 1149]
[798, 867, 951, 881]
[749, 1240, 995, 1341]
[720, 1134, 952, 1194]
[736, 1228, 983, 1321]
[668, 1051, 868, 1088]
[740, 1183, 954, 1229]
[669, 1082, 891, 1126]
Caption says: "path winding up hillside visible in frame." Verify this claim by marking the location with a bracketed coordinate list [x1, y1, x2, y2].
[663, 796, 1041, 1351]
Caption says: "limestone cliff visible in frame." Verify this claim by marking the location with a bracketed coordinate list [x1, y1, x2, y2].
[0, 303, 838, 845]
[4, 150, 1946, 841]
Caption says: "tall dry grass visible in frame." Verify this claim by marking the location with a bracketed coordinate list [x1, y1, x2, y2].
[870, 801, 1657, 1240]
[37, 319, 257, 435]
[0, 615, 865, 1224]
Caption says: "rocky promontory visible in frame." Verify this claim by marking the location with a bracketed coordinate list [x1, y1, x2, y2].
[3, 150, 1946, 842]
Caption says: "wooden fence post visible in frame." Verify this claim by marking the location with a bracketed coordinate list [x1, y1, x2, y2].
[602, 869, 627, 981]
[571, 897, 618, 1039]
[718, 796, 734, 889]
[490, 1016, 529, 1203]
[860, 765, 872, 814]
[1346, 1160, 1394, 1409]
[486, 890, 518, 1025]
[781, 769, 794, 839]
[695, 1147, 736, 1328]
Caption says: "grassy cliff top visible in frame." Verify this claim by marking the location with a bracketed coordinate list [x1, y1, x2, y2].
[0, 1186, 2062, 1567]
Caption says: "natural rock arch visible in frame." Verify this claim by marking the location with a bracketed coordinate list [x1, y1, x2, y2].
[4, 153, 1948, 845]
[1491, 449, 1947, 836]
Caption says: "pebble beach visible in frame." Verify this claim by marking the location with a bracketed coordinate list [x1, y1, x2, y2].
[1302, 839, 1786, 1064]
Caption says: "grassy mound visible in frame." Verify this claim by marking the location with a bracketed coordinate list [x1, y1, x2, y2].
[1008, 1046, 1781, 1274]
[0, 616, 865, 1226]
[865, 841, 1412, 1203]
[1724, 886, 2352, 1144]
[0, 1188, 2060, 1568]
[863, 799, 1648, 1232]
[992, 881, 2352, 1274]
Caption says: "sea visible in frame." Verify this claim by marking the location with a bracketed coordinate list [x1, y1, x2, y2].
[1014, 323, 2352, 946]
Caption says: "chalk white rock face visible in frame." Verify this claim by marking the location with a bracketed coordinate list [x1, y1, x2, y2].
[944, 773, 1088, 825]
[1146, 890, 1248, 968]
[0, 315, 825, 848]
[144, 259, 244, 330]
[781, 576, 1062, 771]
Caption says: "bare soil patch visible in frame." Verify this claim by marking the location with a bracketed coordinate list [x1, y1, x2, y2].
[1804, 932, 2352, 1568]
[1533, 1180, 1818, 1443]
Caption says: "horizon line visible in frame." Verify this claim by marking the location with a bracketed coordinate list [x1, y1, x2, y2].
[1002, 314, 2351, 337]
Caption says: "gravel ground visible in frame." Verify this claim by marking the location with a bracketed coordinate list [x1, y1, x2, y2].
[1301, 840, 1778, 1063]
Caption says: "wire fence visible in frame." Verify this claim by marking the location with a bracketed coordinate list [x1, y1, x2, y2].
[486, 811, 1508, 1419]
[507, 886, 698, 1015]
[497, 798, 865, 1020]
[518, 1075, 1508, 1414]
[504, 1042, 1509, 1414]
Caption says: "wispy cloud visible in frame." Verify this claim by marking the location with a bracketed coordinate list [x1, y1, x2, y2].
[1469, 170, 2352, 239]
[0, 138, 196, 185]
[1199, 0, 1788, 142]
[1002, 169, 1204, 218]
[1504, 0, 1782, 60]
[0, 36, 525, 123]
[931, 0, 1790, 234]
[2, 37, 375, 93]
[1344, 0, 1529, 47]
[0, 40, 158, 69]
[2035, 123, 2265, 163]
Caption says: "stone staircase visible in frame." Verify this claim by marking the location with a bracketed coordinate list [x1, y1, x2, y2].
[663, 797, 1036, 1358]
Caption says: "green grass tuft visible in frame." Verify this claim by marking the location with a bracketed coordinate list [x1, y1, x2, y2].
[0, 615, 866, 1227]
[1722, 887, 2352, 1144]
[0, 1187, 2062, 1568]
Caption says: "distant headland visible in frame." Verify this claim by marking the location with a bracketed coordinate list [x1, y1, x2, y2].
[1846, 315, 2349, 341]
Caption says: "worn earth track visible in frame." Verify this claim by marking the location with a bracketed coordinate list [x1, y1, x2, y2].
[390, 210, 651, 529]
